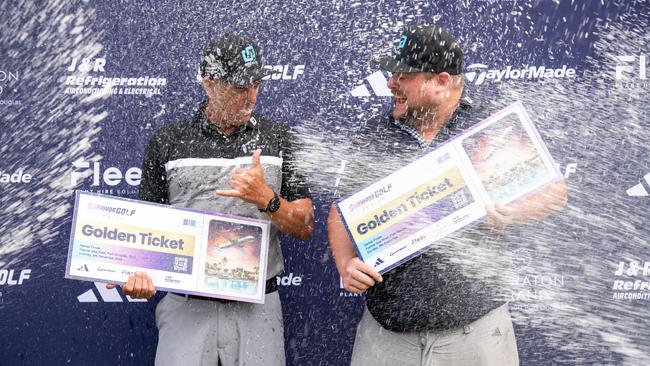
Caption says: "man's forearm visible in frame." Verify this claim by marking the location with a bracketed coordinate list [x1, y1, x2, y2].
[266, 198, 314, 241]
[327, 204, 357, 274]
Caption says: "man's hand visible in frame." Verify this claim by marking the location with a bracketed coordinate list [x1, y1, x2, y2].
[485, 203, 519, 230]
[485, 179, 568, 230]
[340, 257, 383, 294]
[106, 271, 156, 299]
[215, 149, 274, 208]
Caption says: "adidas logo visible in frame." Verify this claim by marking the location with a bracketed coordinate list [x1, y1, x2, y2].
[492, 328, 502, 337]
[77, 264, 89, 272]
[77, 282, 147, 303]
[350, 71, 392, 97]
[627, 173, 650, 197]
[374, 258, 385, 267]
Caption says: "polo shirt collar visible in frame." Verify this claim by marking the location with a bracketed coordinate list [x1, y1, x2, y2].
[196, 101, 258, 138]
[390, 95, 473, 150]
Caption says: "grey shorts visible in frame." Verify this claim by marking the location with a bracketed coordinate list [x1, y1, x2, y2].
[351, 303, 519, 366]
[154, 291, 285, 366]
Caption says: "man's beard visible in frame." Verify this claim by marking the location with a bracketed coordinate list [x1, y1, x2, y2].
[397, 107, 438, 128]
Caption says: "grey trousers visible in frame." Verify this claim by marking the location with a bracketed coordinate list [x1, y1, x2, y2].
[154, 292, 285, 366]
[351, 304, 519, 366]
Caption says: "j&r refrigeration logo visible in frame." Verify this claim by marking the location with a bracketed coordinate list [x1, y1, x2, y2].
[0, 69, 21, 106]
[612, 260, 650, 301]
[64, 56, 167, 96]
[464, 63, 576, 85]
[70, 161, 141, 195]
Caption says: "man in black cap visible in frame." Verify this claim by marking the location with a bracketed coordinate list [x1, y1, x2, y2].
[112, 33, 314, 366]
[328, 24, 566, 366]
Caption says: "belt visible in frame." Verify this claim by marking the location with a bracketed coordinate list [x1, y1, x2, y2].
[178, 277, 278, 303]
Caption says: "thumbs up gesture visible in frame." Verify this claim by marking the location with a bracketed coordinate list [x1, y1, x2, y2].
[216, 149, 275, 208]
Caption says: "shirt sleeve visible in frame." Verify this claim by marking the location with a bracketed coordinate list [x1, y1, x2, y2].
[138, 132, 169, 204]
[279, 127, 311, 201]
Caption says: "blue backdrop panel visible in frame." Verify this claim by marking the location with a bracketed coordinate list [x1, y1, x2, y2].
[0, 0, 648, 365]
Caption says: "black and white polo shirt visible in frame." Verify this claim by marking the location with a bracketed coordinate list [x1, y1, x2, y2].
[139, 101, 311, 278]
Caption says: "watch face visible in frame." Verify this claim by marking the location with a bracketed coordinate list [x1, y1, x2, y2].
[268, 194, 281, 213]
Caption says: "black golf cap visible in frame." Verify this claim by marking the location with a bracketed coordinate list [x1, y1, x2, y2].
[375, 25, 464, 75]
[200, 33, 277, 87]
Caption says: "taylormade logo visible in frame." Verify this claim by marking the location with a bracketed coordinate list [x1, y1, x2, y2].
[627, 173, 650, 197]
[465, 64, 576, 85]
[350, 71, 392, 97]
[77, 282, 147, 303]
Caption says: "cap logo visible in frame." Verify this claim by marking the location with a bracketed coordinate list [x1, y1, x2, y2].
[394, 35, 407, 55]
[241, 45, 258, 66]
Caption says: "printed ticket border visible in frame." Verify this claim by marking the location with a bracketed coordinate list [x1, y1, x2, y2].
[336, 101, 563, 274]
[65, 191, 272, 303]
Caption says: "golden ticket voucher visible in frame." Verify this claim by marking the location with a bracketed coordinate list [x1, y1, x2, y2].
[65, 192, 271, 303]
[336, 101, 562, 274]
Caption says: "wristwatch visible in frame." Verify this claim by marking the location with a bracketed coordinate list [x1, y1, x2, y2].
[259, 192, 281, 213]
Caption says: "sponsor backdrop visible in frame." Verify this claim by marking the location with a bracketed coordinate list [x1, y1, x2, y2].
[1, 0, 648, 365]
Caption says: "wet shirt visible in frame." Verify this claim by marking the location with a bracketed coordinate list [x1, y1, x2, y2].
[139, 101, 311, 278]
[339, 98, 509, 332]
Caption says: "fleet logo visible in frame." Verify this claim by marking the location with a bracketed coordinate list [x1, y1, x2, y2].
[262, 64, 305, 80]
[464, 63, 576, 85]
[350, 70, 392, 97]
[241, 46, 258, 65]
[64, 56, 167, 96]
[627, 173, 650, 197]
[0, 69, 20, 106]
[276, 272, 302, 286]
[612, 260, 650, 301]
[78, 281, 147, 303]
[615, 54, 648, 89]
[0, 169, 32, 184]
[0, 269, 31, 285]
[71, 161, 141, 195]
